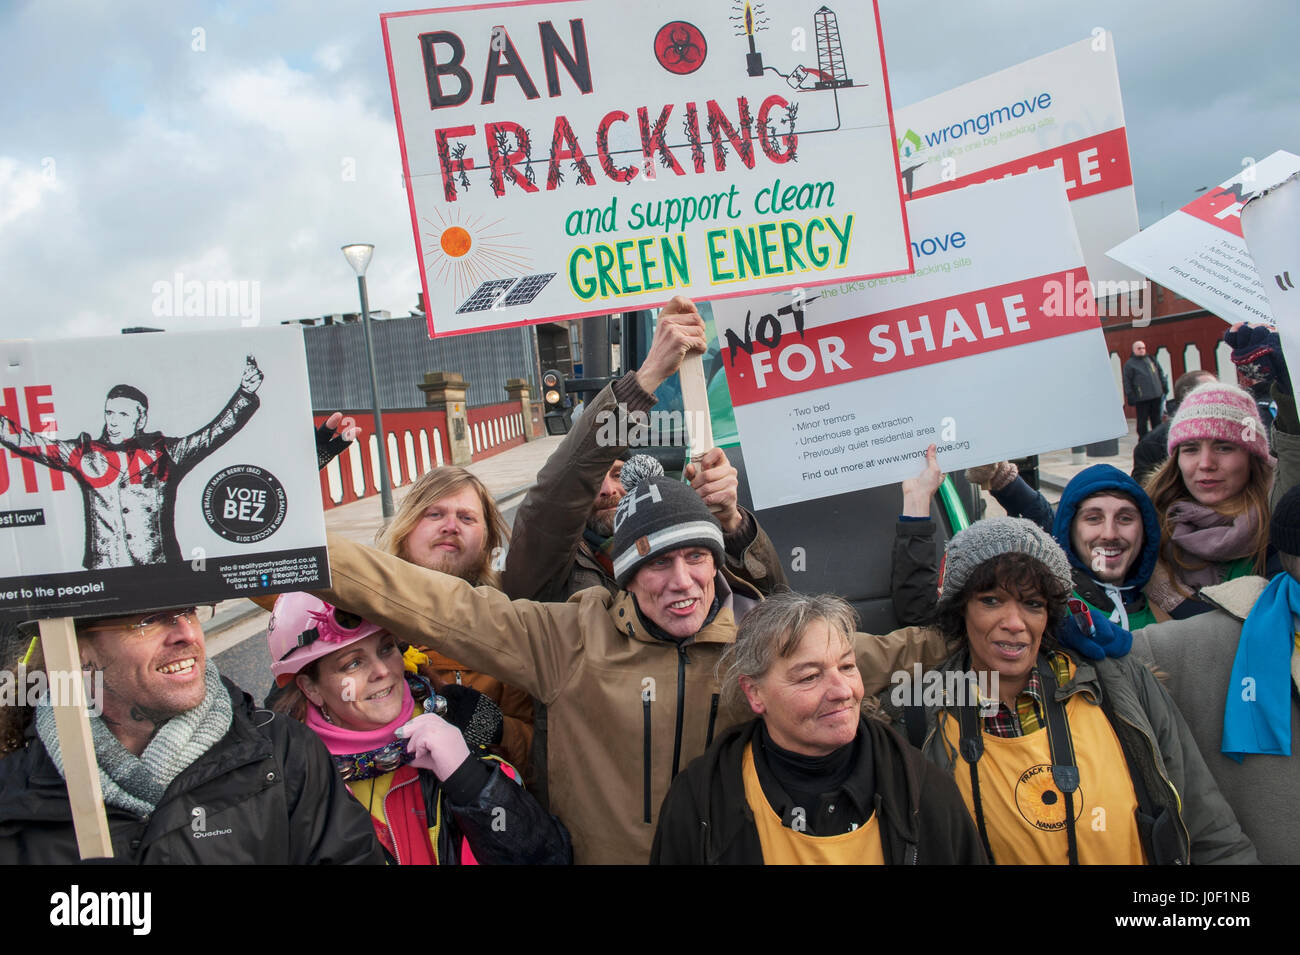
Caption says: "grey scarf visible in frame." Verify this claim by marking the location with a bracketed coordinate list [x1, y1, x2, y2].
[34, 661, 233, 816]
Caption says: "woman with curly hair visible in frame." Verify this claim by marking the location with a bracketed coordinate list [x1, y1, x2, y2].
[910, 516, 1255, 865]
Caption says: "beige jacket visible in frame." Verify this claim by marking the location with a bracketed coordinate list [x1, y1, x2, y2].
[317, 534, 950, 864]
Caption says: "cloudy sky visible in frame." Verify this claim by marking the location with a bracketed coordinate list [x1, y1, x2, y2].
[2, 0, 1296, 339]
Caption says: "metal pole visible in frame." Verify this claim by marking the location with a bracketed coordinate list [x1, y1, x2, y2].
[357, 274, 395, 520]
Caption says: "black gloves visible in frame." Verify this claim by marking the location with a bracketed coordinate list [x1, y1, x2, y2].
[439, 684, 505, 751]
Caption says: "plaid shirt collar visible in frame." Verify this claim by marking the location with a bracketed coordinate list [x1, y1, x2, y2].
[981, 652, 1071, 739]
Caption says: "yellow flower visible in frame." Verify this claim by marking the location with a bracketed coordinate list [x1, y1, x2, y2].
[403, 645, 430, 674]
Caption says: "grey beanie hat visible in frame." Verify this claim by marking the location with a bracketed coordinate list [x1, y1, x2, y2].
[610, 475, 724, 587]
[939, 516, 1073, 602]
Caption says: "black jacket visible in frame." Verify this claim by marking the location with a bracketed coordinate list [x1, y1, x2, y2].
[411, 756, 573, 865]
[0, 679, 385, 864]
[1123, 356, 1168, 404]
[650, 716, 986, 864]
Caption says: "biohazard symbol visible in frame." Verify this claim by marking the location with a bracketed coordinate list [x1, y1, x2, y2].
[1015, 763, 1084, 831]
[654, 21, 707, 75]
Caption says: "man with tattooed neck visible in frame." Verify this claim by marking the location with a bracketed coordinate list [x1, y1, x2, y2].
[0, 606, 383, 864]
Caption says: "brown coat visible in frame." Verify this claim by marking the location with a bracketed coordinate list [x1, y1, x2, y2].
[316, 534, 951, 864]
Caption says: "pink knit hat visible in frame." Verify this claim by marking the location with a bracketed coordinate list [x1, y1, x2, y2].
[1166, 381, 1269, 461]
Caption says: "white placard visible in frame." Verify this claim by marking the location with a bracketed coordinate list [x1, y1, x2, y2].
[1242, 173, 1300, 369]
[894, 33, 1141, 290]
[1108, 150, 1300, 327]
[382, 0, 911, 335]
[714, 169, 1126, 508]
[0, 327, 329, 621]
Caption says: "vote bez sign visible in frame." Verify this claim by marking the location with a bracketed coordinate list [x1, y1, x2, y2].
[0, 328, 328, 622]
[382, 0, 912, 335]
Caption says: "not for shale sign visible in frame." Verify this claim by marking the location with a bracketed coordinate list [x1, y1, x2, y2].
[894, 33, 1140, 290]
[713, 168, 1126, 508]
[1108, 150, 1300, 327]
[382, 0, 912, 336]
[0, 328, 329, 622]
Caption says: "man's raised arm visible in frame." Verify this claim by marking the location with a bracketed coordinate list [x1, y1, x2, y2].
[168, 355, 262, 467]
[316, 534, 584, 705]
[500, 297, 707, 601]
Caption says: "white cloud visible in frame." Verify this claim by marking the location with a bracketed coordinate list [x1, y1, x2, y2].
[0, 156, 59, 228]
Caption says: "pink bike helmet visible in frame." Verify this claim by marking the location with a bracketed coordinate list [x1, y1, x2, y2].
[267, 592, 384, 687]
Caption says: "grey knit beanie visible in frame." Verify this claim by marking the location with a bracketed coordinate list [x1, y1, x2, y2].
[610, 475, 723, 587]
[940, 516, 1073, 601]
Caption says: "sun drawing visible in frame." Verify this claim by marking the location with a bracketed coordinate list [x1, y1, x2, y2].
[423, 210, 530, 302]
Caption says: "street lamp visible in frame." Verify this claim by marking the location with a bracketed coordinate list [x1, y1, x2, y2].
[341, 243, 394, 520]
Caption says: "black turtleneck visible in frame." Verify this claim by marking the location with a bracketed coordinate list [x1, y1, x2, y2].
[752, 720, 875, 836]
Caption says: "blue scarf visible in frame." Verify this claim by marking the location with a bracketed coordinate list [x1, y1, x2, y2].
[1222, 573, 1296, 761]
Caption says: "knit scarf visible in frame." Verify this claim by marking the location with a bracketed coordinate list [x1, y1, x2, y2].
[304, 675, 418, 781]
[34, 661, 232, 816]
[1166, 500, 1260, 589]
[1222, 573, 1297, 761]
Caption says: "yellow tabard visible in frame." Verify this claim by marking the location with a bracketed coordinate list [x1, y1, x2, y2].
[940, 694, 1146, 865]
[741, 743, 886, 865]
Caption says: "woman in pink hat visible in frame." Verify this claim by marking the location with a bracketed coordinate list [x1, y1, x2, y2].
[1145, 381, 1276, 616]
[266, 592, 570, 865]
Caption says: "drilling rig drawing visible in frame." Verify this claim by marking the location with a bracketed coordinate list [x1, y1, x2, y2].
[811, 7, 852, 89]
[734, 3, 855, 90]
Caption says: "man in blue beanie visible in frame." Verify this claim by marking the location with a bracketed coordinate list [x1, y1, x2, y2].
[1049, 464, 1162, 631]
[896, 454, 1159, 653]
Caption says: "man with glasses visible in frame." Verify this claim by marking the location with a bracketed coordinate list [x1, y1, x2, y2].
[0, 605, 383, 864]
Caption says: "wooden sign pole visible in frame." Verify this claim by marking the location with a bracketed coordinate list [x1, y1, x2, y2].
[38, 617, 114, 859]
[678, 353, 714, 464]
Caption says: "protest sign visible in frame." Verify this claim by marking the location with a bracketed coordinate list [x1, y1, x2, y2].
[713, 168, 1125, 509]
[1242, 172, 1300, 369]
[1108, 150, 1300, 327]
[0, 327, 328, 622]
[893, 33, 1141, 291]
[382, 0, 911, 336]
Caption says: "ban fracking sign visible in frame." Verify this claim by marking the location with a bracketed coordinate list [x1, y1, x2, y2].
[894, 33, 1140, 290]
[0, 328, 329, 622]
[712, 168, 1125, 508]
[382, 0, 912, 336]
[1108, 150, 1300, 327]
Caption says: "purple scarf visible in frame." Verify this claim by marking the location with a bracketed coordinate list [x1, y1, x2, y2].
[1166, 500, 1260, 589]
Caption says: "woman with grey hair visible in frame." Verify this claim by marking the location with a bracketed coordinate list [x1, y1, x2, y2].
[650, 591, 985, 865]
